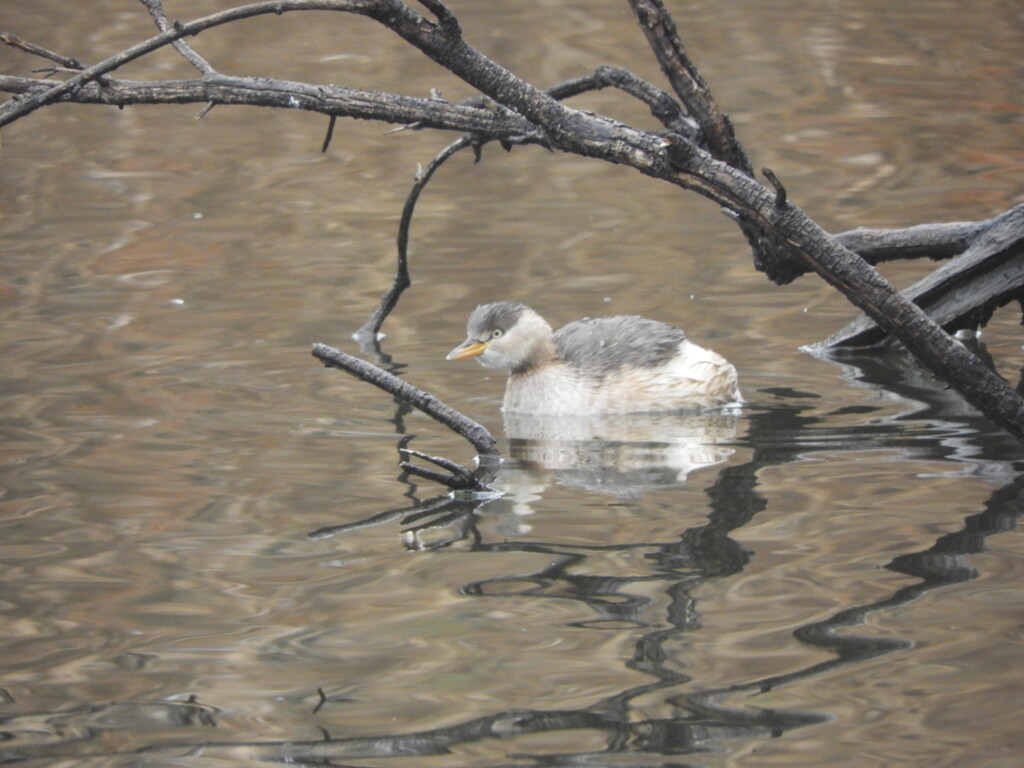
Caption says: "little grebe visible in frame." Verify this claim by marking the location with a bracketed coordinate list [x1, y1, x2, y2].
[447, 301, 740, 415]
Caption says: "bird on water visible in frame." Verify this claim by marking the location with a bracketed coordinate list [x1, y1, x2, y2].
[446, 301, 740, 415]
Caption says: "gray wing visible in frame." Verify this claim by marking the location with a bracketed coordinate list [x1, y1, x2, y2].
[554, 315, 686, 378]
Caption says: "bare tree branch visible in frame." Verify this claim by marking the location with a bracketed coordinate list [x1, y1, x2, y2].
[138, 0, 217, 76]
[355, 65, 698, 344]
[0, 32, 84, 70]
[311, 342, 499, 457]
[0, 1, 385, 129]
[816, 204, 1024, 349]
[356, 135, 476, 346]
[399, 448, 497, 493]
[835, 219, 996, 266]
[4, 0, 1023, 442]
[0, 73, 539, 136]
[549, 65, 700, 140]
[626, 0, 752, 175]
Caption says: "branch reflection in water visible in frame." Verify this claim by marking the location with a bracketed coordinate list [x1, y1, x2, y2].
[502, 408, 738, 501]
[281, 346, 1020, 765]
[6, 346, 1022, 763]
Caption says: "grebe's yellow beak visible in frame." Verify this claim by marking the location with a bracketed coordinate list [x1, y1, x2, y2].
[446, 339, 488, 361]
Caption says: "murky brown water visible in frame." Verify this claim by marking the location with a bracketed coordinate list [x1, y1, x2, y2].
[2, 1, 1023, 766]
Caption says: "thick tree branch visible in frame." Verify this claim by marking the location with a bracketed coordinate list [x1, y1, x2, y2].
[0, 73, 539, 137]
[817, 204, 1024, 349]
[835, 219, 995, 266]
[659, 139, 1024, 440]
[626, 0, 752, 176]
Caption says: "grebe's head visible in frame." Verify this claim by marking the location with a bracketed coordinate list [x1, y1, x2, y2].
[446, 302, 554, 373]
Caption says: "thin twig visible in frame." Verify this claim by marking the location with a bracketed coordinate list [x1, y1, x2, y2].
[416, 0, 460, 33]
[354, 134, 475, 345]
[194, 101, 216, 119]
[321, 114, 337, 152]
[399, 461, 471, 489]
[0, 1, 385, 129]
[313, 687, 327, 714]
[138, 0, 218, 76]
[401, 447, 475, 478]
[399, 447, 495, 492]
[550, 65, 700, 140]
[0, 32, 83, 70]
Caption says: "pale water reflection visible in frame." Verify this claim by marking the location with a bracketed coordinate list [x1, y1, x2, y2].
[2, 0, 1023, 766]
[502, 409, 738, 498]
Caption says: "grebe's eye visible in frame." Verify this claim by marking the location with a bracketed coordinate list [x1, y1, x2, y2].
[490, 329, 503, 340]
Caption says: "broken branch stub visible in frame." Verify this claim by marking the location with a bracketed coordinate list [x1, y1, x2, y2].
[817, 204, 1024, 350]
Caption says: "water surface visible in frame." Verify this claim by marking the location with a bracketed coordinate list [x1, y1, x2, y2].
[1, 1, 1023, 766]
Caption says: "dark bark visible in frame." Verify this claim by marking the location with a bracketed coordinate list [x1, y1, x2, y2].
[658, 141, 1024, 438]
[626, 0, 752, 176]
[354, 136, 474, 347]
[817, 204, 1024, 349]
[626, 0, 810, 284]
[0, 74, 539, 138]
[835, 221, 988, 267]
[398, 448, 497, 493]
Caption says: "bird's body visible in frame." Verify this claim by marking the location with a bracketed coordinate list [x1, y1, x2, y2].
[447, 302, 740, 415]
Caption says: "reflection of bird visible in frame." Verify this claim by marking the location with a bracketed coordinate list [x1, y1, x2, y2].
[447, 301, 741, 415]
